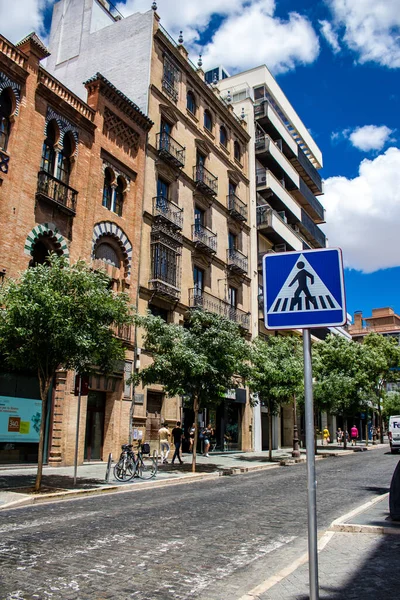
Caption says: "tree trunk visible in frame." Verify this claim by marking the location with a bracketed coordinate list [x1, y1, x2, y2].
[343, 416, 348, 449]
[268, 398, 273, 462]
[35, 372, 52, 492]
[192, 393, 199, 473]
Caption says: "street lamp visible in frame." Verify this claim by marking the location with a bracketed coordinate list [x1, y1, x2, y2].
[292, 394, 300, 458]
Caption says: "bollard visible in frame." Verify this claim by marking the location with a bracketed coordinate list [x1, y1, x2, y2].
[105, 452, 112, 483]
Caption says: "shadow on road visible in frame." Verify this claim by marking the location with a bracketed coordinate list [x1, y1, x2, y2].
[0, 473, 104, 493]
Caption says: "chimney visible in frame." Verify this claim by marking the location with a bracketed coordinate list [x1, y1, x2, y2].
[354, 311, 363, 329]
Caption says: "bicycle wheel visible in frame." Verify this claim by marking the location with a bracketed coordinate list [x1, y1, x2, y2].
[114, 458, 136, 481]
[137, 455, 157, 480]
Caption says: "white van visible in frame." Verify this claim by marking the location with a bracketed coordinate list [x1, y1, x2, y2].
[388, 416, 400, 454]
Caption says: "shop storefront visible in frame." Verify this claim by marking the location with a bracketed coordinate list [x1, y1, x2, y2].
[0, 373, 50, 465]
[182, 388, 246, 453]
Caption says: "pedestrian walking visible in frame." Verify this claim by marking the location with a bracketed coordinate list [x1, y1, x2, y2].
[351, 424, 358, 446]
[158, 422, 170, 464]
[171, 421, 184, 465]
[336, 428, 343, 445]
[202, 423, 213, 457]
[188, 423, 196, 453]
[323, 427, 330, 445]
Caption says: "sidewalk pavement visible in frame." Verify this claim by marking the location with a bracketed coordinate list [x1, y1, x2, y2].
[240, 493, 400, 600]
[0, 443, 386, 511]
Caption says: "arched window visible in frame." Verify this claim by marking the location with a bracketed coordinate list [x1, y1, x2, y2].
[56, 132, 74, 185]
[0, 88, 13, 151]
[234, 140, 241, 163]
[114, 176, 126, 217]
[187, 91, 196, 114]
[102, 167, 114, 210]
[204, 109, 213, 132]
[41, 120, 58, 175]
[94, 241, 120, 268]
[220, 125, 228, 147]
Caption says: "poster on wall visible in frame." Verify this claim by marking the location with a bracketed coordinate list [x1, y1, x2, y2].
[0, 396, 42, 443]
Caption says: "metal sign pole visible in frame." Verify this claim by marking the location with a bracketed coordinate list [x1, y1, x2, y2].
[73, 374, 82, 486]
[303, 328, 319, 600]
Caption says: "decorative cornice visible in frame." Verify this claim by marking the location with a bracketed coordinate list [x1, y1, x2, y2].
[84, 72, 153, 132]
[16, 32, 50, 59]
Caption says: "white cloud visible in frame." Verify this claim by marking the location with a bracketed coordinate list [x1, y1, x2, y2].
[117, 0, 245, 45]
[200, 1, 320, 74]
[319, 19, 340, 53]
[118, 0, 320, 74]
[322, 147, 400, 273]
[349, 125, 394, 152]
[327, 0, 400, 68]
[0, 0, 50, 44]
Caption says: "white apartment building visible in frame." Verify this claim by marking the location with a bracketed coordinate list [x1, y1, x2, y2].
[212, 65, 328, 451]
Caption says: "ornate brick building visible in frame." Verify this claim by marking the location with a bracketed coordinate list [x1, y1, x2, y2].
[0, 33, 151, 464]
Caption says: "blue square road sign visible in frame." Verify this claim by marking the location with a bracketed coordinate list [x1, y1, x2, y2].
[263, 248, 346, 330]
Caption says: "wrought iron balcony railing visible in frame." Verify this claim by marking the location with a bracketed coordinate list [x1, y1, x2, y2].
[153, 195, 183, 230]
[192, 223, 217, 254]
[193, 165, 218, 197]
[188, 289, 250, 330]
[227, 193, 247, 222]
[227, 248, 248, 274]
[149, 278, 180, 301]
[113, 323, 133, 344]
[157, 132, 185, 168]
[162, 77, 178, 102]
[36, 170, 77, 215]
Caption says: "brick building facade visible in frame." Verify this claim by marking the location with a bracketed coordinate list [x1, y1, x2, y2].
[0, 33, 151, 465]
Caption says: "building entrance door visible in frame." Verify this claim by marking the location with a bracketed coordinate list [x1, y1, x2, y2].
[145, 392, 163, 443]
[84, 391, 106, 461]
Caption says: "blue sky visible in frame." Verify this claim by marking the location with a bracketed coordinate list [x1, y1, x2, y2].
[1, 0, 400, 321]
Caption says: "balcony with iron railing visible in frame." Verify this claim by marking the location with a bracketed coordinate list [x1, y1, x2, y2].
[227, 193, 247, 222]
[300, 209, 326, 248]
[227, 247, 248, 275]
[157, 132, 185, 169]
[149, 254, 181, 301]
[113, 323, 133, 344]
[188, 289, 250, 330]
[153, 195, 183, 230]
[193, 165, 218, 197]
[296, 178, 325, 223]
[36, 170, 77, 215]
[162, 77, 178, 102]
[192, 223, 217, 254]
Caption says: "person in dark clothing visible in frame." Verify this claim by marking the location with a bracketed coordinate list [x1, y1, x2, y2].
[171, 421, 184, 465]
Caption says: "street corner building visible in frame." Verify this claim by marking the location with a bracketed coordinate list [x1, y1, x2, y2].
[44, 0, 254, 455]
[0, 29, 151, 465]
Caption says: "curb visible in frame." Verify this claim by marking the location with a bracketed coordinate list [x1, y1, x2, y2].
[329, 493, 400, 535]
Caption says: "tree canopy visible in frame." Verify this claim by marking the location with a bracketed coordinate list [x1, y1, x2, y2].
[0, 255, 133, 489]
[248, 334, 303, 459]
[132, 309, 249, 470]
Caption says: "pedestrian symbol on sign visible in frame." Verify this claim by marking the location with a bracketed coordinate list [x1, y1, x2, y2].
[270, 254, 341, 315]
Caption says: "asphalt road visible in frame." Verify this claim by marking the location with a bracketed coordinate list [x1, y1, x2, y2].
[0, 448, 397, 600]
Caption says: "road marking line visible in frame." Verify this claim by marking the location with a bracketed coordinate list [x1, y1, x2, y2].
[237, 530, 335, 600]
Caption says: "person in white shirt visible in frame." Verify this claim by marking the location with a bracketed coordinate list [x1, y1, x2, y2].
[158, 423, 171, 464]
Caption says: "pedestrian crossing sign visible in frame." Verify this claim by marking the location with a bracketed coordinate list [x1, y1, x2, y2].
[263, 248, 346, 330]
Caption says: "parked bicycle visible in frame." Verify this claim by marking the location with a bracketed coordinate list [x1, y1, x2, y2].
[114, 441, 157, 481]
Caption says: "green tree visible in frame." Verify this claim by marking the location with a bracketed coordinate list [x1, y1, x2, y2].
[249, 335, 303, 461]
[132, 309, 249, 472]
[382, 391, 400, 423]
[362, 333, 400, 442]
[0, 255, 132, 491]
[312, 335, 371, 448]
